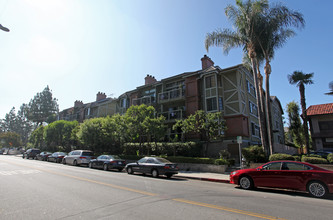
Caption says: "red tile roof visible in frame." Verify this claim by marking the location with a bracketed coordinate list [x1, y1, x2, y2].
[307, 103, 333, 116]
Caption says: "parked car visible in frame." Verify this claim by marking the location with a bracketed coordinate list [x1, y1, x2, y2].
[62, 150, 94, 166]
[22, 149, 41, 159]
[125, 157, 178, 178]
[47, 152, 66, 163]
[35, 151, 52, 161]
[310, 150, 333, 158]
[89, 155, 126, 171]
[230, 161, 333, 198]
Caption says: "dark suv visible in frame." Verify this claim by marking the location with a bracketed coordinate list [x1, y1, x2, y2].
[23, 149, 41, 159]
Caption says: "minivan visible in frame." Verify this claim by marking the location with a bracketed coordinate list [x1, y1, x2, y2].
[62, 150, 94, 166]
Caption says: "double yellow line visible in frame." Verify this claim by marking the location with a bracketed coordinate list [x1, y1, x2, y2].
[5, 159, 286, 220]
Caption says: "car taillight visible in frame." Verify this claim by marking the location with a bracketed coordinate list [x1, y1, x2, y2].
[80, 157, 86, 159]
[164, 165, 170, 169]
[110, 160, 116, 164]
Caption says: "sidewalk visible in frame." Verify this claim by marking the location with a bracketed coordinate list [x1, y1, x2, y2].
[175, 171, 230, 183]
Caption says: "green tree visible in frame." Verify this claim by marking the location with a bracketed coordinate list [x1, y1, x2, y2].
[173, 110, 226, 142]
[44, 120, 79, 152]
[288, 71, 314, 154]
[29, 125, 45, 149]
[0, 132, 22, 148]
[205, 0, 269, 152]
[25, 86, 59, 127]
[257, 3, 304, 155]
[286, 101, 304, 149]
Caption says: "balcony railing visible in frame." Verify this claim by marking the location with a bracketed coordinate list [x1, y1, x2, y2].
[158, 88, 184, 103]
[132, 96, 155, 106]
[159, 109, 184, 121]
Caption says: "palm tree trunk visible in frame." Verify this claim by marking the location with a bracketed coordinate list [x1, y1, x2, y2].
[257, 71, 269, 156]
[249, 55, 268, 155]
[264, 62, 274, 155]
[299, 83, 310, 154]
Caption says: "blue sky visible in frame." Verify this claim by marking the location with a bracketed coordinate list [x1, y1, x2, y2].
[0, 0, 332, 121]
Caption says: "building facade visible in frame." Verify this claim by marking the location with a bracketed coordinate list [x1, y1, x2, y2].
[58, 55, 285, 158]
[307, 103, 333, 151]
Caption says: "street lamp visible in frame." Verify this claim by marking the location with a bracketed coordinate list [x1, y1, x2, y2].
[0, 24, 10, 32]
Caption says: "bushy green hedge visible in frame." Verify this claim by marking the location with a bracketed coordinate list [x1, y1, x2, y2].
[122, 142, 202, 157]
[242, 145, 266, 163]
[165, 156, 215, 164]
[327, 153, 333, 164]
[302, 156, 328, 164]
[269, 153, 295, 161]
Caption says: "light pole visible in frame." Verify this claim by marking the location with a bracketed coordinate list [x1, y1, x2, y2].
[0, 24, 10, 32]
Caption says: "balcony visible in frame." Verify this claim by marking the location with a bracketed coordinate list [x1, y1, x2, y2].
[159, 109, 184, 121]
[132, 96, 155, 106]
[158, 88, 184, 103]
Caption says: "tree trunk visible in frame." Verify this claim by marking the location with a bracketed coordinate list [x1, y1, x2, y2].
[249, 53, 268, 154]
[264, 62, 274, 155]
[257, 71, 269, 156]
[299, 83, 310, 154]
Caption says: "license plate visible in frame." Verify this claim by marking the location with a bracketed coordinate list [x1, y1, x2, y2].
[118, 162, 122, 165]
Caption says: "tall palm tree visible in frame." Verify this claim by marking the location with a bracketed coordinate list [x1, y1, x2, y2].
[205, 0, 270, 154]
[325, 81, 333, 95]
[256, 3, 304, 155]
[288, 71, 314, 154]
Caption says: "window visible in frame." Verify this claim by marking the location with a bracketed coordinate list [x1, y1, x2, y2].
[246, 80, 256, 97]
[218, 97, 223, 111]
[249, 101, 258, 116]
[251, 122, 260, 137]
[262, 162, 281, 170]
[319, 121, 333, 131]
[284, 162, 311, 171]
[205, 75, 216, 88]
[206, 97, 217, 111]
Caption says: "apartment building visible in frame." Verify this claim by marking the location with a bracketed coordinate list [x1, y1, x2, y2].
[307, 103, 333, 151]
[58, 55, 285, 158]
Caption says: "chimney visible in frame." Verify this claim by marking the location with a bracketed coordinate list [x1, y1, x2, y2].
[201, 55, 214, 70]
[74, 100, 84, 108]
[96, 92, 107, 101]
[145, 74, 157, 85]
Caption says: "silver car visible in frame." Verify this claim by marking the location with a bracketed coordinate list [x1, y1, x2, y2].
[63, 150, 94, 166]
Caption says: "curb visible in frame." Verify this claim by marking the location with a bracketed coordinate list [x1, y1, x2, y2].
[176, 175, 230, 184]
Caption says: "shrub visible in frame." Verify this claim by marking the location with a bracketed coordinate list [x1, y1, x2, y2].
[302, 156, 328, 164]
[327, 153, 333, 164]
[165, 156, 215, 164]
[214, 158, 228, 165]
[292, 155, 301, 161]
[269, 153, 294, 161]
[308, 154, 323, 158]
[242, 145, 266, 163]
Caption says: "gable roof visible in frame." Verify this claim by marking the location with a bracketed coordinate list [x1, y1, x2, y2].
[306, 103, 333, 116]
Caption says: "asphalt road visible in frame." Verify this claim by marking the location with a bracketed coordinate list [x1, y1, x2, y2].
[1, 155, 333, 220]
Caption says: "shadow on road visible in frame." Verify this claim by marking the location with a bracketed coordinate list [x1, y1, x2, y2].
[235, 186, 333, 200]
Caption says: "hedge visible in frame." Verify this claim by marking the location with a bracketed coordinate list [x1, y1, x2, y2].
[327, 153, 333, 164]
[165, 156, 215, 164]
[122, 142, 202, 157]
[242, 145, 266, 163]
[301, 156, 328, 164]
[269, 153, 295, 161]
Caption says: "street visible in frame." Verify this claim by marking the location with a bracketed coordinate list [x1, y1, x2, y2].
[1, 155, 332, 220]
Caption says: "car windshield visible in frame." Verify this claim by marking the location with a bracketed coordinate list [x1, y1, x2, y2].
[109, 155, 121, 159]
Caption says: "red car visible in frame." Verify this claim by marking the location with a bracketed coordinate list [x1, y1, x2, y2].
[230, 161, 333, 198]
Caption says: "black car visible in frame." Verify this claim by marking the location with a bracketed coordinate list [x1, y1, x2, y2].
[89, 155, 126, 171]
[47, 152, 66, 163]
[311, 150, 333, 158]
[22, 149, 41, 159]
[125, 157, 178, 178]
[35, 151, 52, 161]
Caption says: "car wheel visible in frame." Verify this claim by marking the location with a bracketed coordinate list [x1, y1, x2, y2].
[89, 162, 93, 168]
[26, 156, 29, 159]
[127, 167, 133, 174]
[152, 169, 159, 178]
[307, 181, 328, 198]
[166, 174, 173, 179]
[47, 158, 50, 162]
[103, 164, 108, 171]
[73, 160, 78, 166]
[62, 159, 66, 165]
[239, 176, 253, 190]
